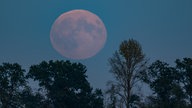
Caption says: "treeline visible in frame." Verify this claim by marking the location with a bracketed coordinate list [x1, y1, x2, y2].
[105, 39, 192, 108]
[0, 60, 103, 108]
[0, 39, 192, 108]
[141, 58, 192, 108]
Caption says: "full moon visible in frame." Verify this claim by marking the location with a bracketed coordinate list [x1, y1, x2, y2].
[50, 9, 107, 60]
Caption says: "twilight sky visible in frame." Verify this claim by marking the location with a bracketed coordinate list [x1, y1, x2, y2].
[0, 0, 192, 90]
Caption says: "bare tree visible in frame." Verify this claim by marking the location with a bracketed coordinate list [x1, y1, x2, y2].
[107, 39, 147, 108]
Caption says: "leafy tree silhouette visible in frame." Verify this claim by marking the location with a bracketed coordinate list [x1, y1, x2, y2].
[0, 63, 26, 108]
[143, 60, 186, 108]
[176, 58, 192, 107]
[27, 60, 104, 108]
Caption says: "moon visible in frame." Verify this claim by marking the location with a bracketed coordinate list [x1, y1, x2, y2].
[50, 9, 107, 60]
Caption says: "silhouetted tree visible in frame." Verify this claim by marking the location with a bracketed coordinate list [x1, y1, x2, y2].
[143, 60, 186, 108]
[27, 60, 104, 108]
[0, 63, 26, 108]
[90, 89, 104, 108]
[105, 84, 118, 108]
[176, 58, 192, 106]
[20, 86, 45, 108]
[107, 39, 147, 108]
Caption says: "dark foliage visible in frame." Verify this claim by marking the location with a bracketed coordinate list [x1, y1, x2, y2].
[27, 60, 104, 108]
[176, 58, 192, 106]
[0, 60, 104, 108]
[0, 63, 26, 108]
[142, 60, 190, 108]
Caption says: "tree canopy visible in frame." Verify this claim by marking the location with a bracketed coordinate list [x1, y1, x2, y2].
[176, 58, 192, 106]
[143, 60, 185, 108]
[0, 60, 104, 108]
[0, 63, 26, 108]
[27, 60, 104, 108]
[0, 39, 192, 108]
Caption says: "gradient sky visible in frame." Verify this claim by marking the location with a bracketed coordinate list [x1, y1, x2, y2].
[0, 0, 192, 90]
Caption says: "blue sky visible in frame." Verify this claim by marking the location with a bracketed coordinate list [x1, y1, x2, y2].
[0, 0, 192, 90]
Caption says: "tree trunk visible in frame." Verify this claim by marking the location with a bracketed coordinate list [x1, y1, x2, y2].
[126, 79, 131, 108]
